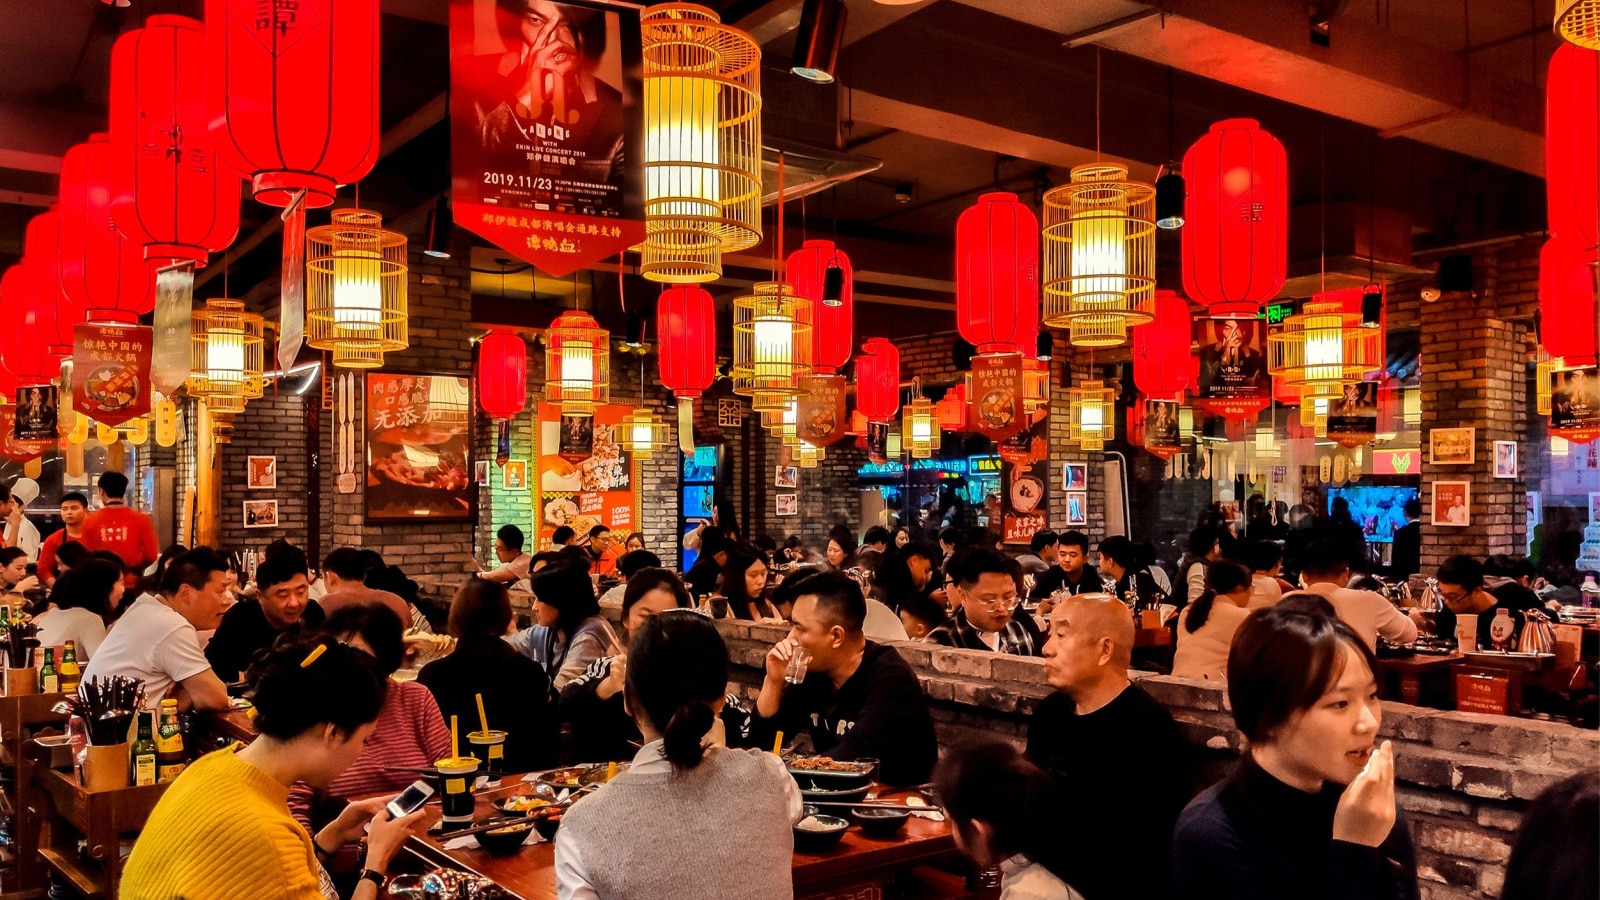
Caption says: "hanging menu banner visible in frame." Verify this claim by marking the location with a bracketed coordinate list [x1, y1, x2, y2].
[1551, 365, 1600, 444]
[1000, 413, 1049, 545]
[0, 405, 49, 463]
[1145, 398, 1181, 459]
[1326, 381, 1379, 447]
[797, 375, 847, 447]
[1193, 317, 1269, 419]
[72, 323, 152, 429]
[970, 353, 1025, 441]
[448, 0, 646, 276]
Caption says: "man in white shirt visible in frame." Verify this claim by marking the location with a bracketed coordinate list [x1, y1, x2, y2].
[1246, 540, 1288, 610]
[1282, 539, 1416, 651]
[82, 547, 232, 711]
[481, 524, 534, 585]
[1, 478, 41, 562]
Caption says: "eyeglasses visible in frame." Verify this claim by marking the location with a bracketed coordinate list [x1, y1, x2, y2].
[1437, 587, 1469, 604]
[966, 590, 1020, 612]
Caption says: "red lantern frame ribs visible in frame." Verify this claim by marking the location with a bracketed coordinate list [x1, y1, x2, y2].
[206, 0, 382, 208]
[109, 15, 241, 269]
[656, 286, 716, 401]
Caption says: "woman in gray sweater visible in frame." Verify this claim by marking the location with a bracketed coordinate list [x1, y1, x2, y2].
[555, 611, 802, 899]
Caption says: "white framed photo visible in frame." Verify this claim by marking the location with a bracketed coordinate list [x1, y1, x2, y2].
[1431, 482, 1471, 527]
[775, 494, 798, 517]
[1062, 463, 1088, 491]
[246, 456, 276, 490]
[1065, 492, 1088, 526]
[1492, 441, 1517, 479]
[243, 499, 279, 529]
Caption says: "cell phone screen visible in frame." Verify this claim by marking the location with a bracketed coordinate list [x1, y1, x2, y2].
[385, 779, 434, 819]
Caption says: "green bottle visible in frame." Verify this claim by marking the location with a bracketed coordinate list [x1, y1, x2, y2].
[131, 711, 158, 786]
[0, 604, 11, 636]
[39, 648, 58, 694]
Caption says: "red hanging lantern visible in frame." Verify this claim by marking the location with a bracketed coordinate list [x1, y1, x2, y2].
[59, 135, 154, 325]
[477, 330, 527, 421]
[1182, 118, 1289, 317]
[207, 0, 381, 208]
[23, 211, 81, 360]
[109, 16, 241, 269]
[1547, 44, 1599, 259]
[1272, 373, 1300, 408]
[1132, 290, 1192, 401]
[1541, 235, 1599, 367]
[855, 338, 900, 421]
[657, 286, 716, 400]
[1126, 398, 1146, 447]
[788, 240, 854, 372]
[937, 382, 968, 432]
[1, 264, 60, 385]
[956, 192, 1039, 354]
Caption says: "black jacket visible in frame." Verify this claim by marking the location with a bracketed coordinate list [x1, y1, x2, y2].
[1172, 758, 1418, 900]
[205, 599, 325, 683]
[417, 637, 560, 772]
[750, 642, 937, 788]
[1031, 563, 1103, 600]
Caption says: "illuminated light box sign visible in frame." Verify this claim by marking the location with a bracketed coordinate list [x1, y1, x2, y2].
[1371, 449, 1421, 475]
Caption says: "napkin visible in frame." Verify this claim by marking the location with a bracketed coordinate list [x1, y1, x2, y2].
[442, 829, 548, 851]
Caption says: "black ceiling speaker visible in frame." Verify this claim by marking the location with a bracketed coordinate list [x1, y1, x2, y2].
[423, 196, 454, 258]
[1036, 331, 1054, 361]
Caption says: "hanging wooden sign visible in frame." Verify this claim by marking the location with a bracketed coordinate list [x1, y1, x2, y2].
[797, 375, 847, 446]
[72, 323, 152, 428]
[970, 352, 1025, 441]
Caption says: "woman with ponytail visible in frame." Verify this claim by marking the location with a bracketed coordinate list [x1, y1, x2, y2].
[554, 612, 802, 898]
[1172, 560, 1254, 681]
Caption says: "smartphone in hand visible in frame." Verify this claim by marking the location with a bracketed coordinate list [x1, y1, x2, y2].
[385, 780, 435, 820]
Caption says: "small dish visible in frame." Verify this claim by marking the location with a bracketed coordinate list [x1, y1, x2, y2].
[850, 805, 910, 837]
[793, 805, 849, 852]
[472, 818, 536, 855]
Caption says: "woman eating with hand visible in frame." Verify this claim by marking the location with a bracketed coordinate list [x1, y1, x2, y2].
[1172, 595, 1418, 900]
[121, 637, 428, 900]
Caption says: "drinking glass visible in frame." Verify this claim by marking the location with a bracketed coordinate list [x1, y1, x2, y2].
[784, 648, 811, 685]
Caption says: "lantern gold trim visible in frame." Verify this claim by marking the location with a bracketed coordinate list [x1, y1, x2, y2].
[1068, 379, 1115, 450]
[640, 3, 763, 283]
[545, 310, 611, 417]
[1042, 163, 1156, 347]
[1268, 300, 1381, 388]
[795, 440, 824, 468]
[1556, 0, 1600, 49]
[732, 282, 812, 413]
[621, 408, 670, 456]
[1537, 349, 1562, 416]
[306, 209, 408, 369]
[188, 298, 266, 407]
[901, 397, 939, 459]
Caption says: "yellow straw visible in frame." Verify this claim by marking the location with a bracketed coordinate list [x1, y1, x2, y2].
[771, 730, 784, 755]
[299, 644, 326, 668]
[474, 693, 489, 733]
[606, 760, 617, 783]
[450, 715, 459, 761]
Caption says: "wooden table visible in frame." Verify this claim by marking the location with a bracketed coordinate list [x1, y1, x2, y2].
[31, 768, 169, 899]
[1375, 652, 1463, 708]
[401, 780, 961, 900]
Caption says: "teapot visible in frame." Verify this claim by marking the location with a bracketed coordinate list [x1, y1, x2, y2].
[1517, 609, 1557, 655]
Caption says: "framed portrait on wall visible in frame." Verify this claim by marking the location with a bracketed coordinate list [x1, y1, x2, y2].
[246, 456, 276, 490]
[1431, 481, 1471, 527]
[1492, 441, 1517, 479]
[243, 499, 279, 529]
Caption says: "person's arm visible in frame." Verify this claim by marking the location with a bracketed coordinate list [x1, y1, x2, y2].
[158, 628, 232, 710]
[177, 668, 231, 712]
[36, 534, 57, 587]
[1372, 595, 1418, 644]
[753, 638, 795, 720]
[407, 684, 453, 762]
[553, 825, 602, 900]
[480, 565, 518, 584]
[138, 516, 159, 572]
[1186, 564, 1207, 604]
[316, 798, 429, 900]
[553, 628, 615, 692]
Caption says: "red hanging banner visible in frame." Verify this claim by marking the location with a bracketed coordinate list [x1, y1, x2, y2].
[796, 375, 847, 447]
[447, 0, 646, 276]
[1192, 317, 1270, 420]
[72, 323, 152, 429]
[969, 353, 1025, 441]
[0, 405, 50, 464]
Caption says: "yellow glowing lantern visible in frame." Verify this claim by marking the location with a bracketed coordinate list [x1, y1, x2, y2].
[795, 440, 824, 468]
[901, 397, 940, 459]
[188, 299, 266, 412]
[1253, 424, 1278, 457]
[545, 310, 611, 417]
[1552, 435, 1572, 457]
[1022, 357, 1050, 414]
[1537, 349, 1562, 416]
[640, 3, 763, 282]
[732, 283, 812, 413]
[1042, 163, 1156, 347]
[620, 408, 669, 456]
[1556, 1, 1600, 49]
[1269, 300, 1381, 390]
[1068, 380, 1115, 450]
[1178, 405, 1195, 440]
[885, 428, 902, 458]
[153, 395, 178, 447]
[306, 209, 408, 368]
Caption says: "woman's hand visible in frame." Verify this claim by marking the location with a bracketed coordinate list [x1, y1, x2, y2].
[319, 797, 390, 850]
[596, 654, 627, 701]
[12, 575, 37, 595]
[1333, 740, 1396, 847]
[363, 805, 430, 874]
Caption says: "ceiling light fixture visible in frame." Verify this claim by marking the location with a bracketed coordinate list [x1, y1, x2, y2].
[423, 196, 453, 259]
[792, 0, 847, 84]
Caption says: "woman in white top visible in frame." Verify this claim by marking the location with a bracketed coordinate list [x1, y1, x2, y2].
[933, 740, 1086, 900]
[1245, 540, 1290, 610]
[31, 557, 124, 659]
[1173, 560, 1255, 681]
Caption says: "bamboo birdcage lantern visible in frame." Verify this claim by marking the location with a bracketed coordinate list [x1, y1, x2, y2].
[901, 396, 939, 460]
[1269, 300, 1381, 389]
[1537, 349, 1562, 416]
[640, 3, 763, 283]
[1178, 405, 1195, 441]
[1068, 380, 1115, 450]
[1557, 1, 1600, 49]
[732, 282, 812, 413]
[188, 299, 265, 409]
[1042, 163, 1156, 347]
[545, 310, 611, 417]
[621, 408, 670, 456]
[306, 209, 408, 369]
[795, 440, 824, 468]
[1022, 356, 1050, 414]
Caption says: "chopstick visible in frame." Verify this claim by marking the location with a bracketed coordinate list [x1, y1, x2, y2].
[803, 801, 923, 810]
[433, 818, 532, 840]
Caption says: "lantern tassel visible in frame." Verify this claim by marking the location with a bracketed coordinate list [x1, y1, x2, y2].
[678, 397, 695, 454]
[151, 263, 195, 396]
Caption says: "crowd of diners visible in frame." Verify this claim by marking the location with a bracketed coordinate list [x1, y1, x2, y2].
[35, 493, 1582, 900]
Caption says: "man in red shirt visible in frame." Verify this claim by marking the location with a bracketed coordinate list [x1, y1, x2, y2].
[82, 472, 159, 589]
[37, 491, 90, 587]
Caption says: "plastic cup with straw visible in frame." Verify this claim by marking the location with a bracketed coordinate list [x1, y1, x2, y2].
[467, 693, 507, 775]
[435, 715, 481, 827]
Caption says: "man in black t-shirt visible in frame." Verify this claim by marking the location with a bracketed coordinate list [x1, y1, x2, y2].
[206, 552, 324, 682]
[1032, 529, 1101, 603]
[751, 571, 937, 787]
[1027, 594, 1189, 900]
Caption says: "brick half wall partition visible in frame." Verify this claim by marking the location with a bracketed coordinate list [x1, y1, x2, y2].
[645, 612, 1596, 900]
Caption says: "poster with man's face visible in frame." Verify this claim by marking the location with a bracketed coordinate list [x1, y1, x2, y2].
[449, 0, 645, 274]
[1194, 318, 1268, 399]
[1326, 381, 1380, 440]
[1145, 399, 1180, 452]
[1551, 366, 1600, 431]
[13, 386, 57, 442]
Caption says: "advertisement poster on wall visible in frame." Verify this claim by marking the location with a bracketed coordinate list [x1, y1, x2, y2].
[1193, 317, 1269, 419]
[970, 352, 1025, 441]
[364, 373, 475, 521]
[1145, 398, 1181, 458]
[797, 375, 847, 446]
[535, 402, 639, 545]
[448, 0, 646, 275]
[1551, 365, 1600, 443]
[999, 413, 1049, 545]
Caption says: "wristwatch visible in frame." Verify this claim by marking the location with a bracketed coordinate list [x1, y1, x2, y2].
[358, 868, 388, 890]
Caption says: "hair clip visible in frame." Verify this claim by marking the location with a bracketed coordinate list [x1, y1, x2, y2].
[300, 644, 327, 668]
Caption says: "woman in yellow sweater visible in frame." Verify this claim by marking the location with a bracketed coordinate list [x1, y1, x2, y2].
[121, 636, 429, 900]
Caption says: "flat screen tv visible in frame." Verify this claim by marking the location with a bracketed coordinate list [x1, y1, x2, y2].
[1326, 485, 1418, 544]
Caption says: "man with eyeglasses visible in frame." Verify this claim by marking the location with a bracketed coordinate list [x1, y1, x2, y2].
[926, 549, 1044, 656]
[1426, 555, 1541, 652]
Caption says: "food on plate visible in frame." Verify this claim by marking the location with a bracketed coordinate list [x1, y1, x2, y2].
[788, 756, 872, 773]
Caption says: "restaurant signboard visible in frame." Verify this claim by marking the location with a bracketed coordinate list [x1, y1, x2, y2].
[999, 413, 1049, 545]
[364, 373, 475, 522]
[969, 352, 1025, 441]
[797, 375, 847, 446]
[1550, 365, 1600, 444]
[535, 402, 640, 545]
[1193, 317, 1269, 419]
[447, 0, 646, 275]
[71, 323, 152, 428]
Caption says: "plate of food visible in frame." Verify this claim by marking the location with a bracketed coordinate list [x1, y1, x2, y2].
[786, 756, 875, 782]
[532, 763, 628, 789]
